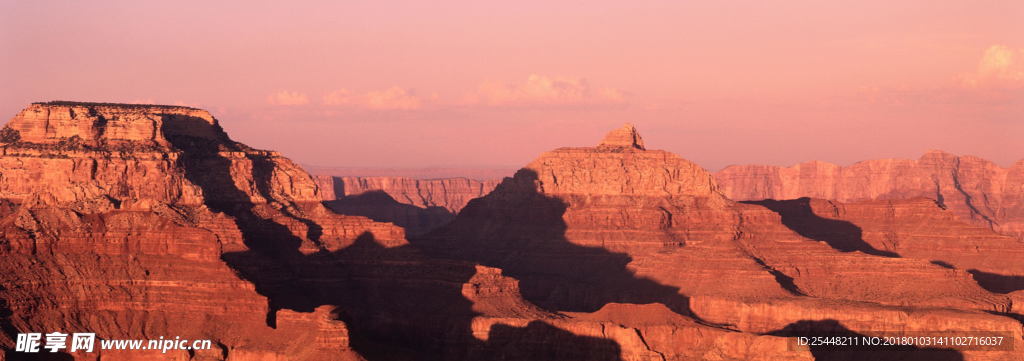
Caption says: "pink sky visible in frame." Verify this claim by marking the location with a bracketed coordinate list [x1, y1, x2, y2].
[2, 1, 1021, 171]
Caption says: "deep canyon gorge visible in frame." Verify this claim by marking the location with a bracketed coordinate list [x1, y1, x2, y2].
[1, 102, 1022, 361]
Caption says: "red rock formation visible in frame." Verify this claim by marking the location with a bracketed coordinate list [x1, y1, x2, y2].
[5, 101, 222, 146]
[0, 102, 384, 360]
[424, 124, 1024, 360]
[1, 104, 807, 361]
[3, 107, 1021, 361]
[752, 197, 1024, 308]
[715, 152, 1024, 239]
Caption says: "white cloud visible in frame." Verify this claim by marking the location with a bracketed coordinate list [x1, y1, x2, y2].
[468, 74, 627, 107]
[267, 90, 310, 106]
[960, 45, 1024, 89]
[323, 87, 426, 110]
[859, 45, 1024, 106]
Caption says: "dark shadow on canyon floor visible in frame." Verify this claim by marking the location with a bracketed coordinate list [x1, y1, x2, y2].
[985, 310, 1024, 328]
[164, 118, 320, 324]
[164, 120, 624, 360]
[413, 169, 696, 317]
[768, 319, 964, 361]
[744, 198, 900, 258]
[746, 255, 805, 295]
[0, 207, 23, 356]
[324, 190, 454, 237]
[0, 285, 19, 359]
[967, 269, 1024, 294]
[930, 260, 956, 269]
[926, 262, 1024, 296]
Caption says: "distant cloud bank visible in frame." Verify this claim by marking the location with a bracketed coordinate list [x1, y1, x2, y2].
[323, 87, 427, 110]
[961, 45, 1024, 89]
[468, 74, 627, 107]
[266, 90, 310, 106]
[266, 75, 627, 110]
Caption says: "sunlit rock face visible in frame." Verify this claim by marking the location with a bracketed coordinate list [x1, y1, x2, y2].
[1, 104, 1021, 360]
[0, 102, 389, 360]
[424, 124, 1024, 361]
[6, 101, 222, 146]
[715, 151, 1024, 240]
[0, 103, 805, 361]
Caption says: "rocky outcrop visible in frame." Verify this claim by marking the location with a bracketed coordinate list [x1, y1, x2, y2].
[4, 101, 222, 146]
[715, 152, 1024, 239]
[597, 123, 646, 150]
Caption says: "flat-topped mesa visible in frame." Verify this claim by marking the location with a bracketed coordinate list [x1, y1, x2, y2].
[597, 123, 645, 150]
[1, 101, 227, 147]
[526, 124, 723, 200]
[0, 101, 413, 360]
[0, 101, 322, 208]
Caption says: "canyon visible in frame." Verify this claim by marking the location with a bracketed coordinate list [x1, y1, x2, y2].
[0, 103, 1021, 361]
[314, 176, 499, 236]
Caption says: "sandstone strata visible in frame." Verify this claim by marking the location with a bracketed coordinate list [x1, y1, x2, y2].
[423, 124, 1024, 360]
[0, 102, 378, 360]
[0, 105, 809, 361]
[2, 108, 1022, 361]
[715, 152, 1024, 239]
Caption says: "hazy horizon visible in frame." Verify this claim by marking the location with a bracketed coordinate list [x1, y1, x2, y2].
[3, 1, 1021, 171]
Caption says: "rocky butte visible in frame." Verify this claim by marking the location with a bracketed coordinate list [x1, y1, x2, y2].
[0, 105, 1020, 361]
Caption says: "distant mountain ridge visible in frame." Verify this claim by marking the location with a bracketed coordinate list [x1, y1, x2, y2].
[304, 165, 515, 180]
[311, 150, 1024, 242]
[314, 175, 500, 235]
[715, 150, 1024, 239]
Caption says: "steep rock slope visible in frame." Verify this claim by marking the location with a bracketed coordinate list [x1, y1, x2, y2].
[0, 102, 380, 360]
[761, 197, 1024, 298]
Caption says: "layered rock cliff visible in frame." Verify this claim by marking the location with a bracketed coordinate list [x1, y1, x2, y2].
[715, 152, 1024, 239]
[0, 104, 812, 361]
[422, 124, 1024, 360]
[3, 106, 1022, 361]
[0, 101, 388, 360]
